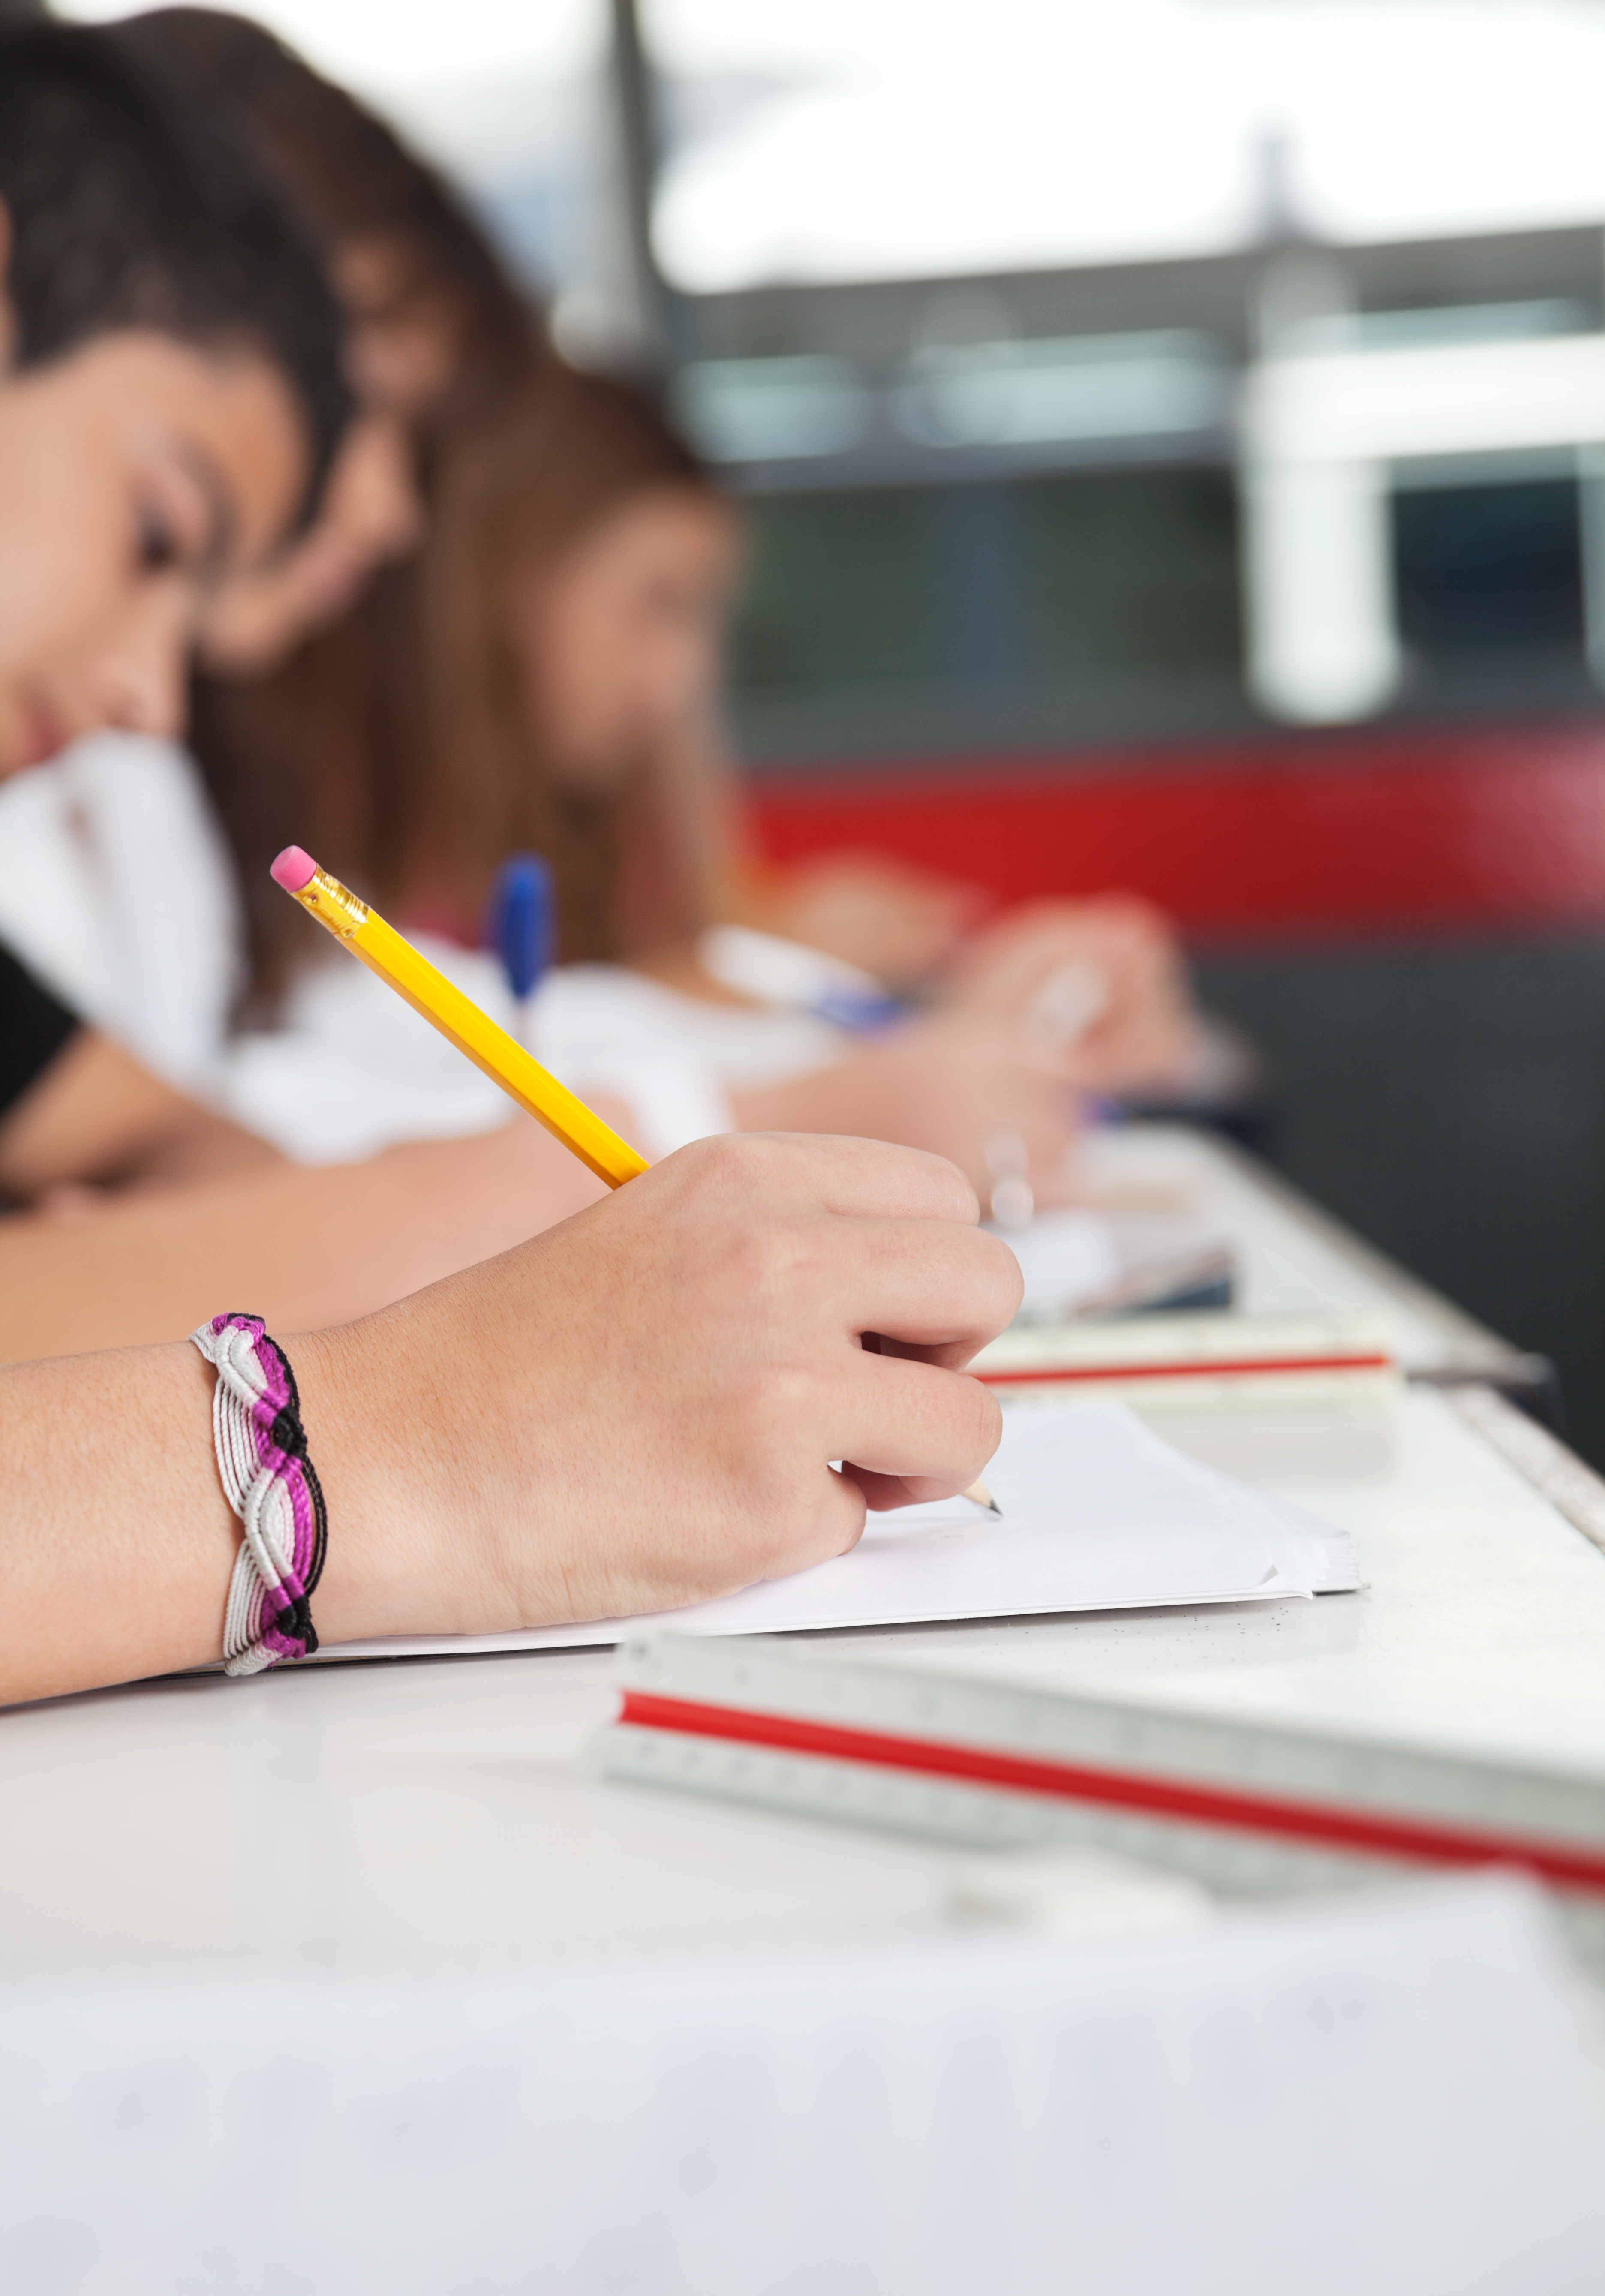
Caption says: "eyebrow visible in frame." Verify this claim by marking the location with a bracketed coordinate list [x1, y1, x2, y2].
[173, 441, 239, 583]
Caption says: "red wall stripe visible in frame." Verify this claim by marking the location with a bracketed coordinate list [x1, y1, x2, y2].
[748, 721, 1605, 939]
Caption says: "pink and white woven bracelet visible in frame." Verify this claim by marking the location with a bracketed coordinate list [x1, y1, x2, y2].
[190, 1312, 328, 1675]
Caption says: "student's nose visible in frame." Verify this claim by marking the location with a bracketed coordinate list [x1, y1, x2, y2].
[90, 584, 193, 744]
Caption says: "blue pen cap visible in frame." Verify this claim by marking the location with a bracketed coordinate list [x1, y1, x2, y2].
[483, 853, 554, 1001]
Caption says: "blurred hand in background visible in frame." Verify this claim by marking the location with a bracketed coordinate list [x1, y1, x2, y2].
[741, 852, 987, 992]
[936, 893, 1199, 1100]
[730, 1009, 1081, 1214]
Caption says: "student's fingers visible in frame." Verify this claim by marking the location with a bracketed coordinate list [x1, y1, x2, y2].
[671, 1129, 983, 1228]
[824, 1348, 1002, 1499]
[842, 1464, 980, 1512]
[828, 1217, 1022, 1363]
[800, 1460, 874, 1565]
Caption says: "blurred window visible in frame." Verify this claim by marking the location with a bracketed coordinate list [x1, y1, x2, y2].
[645, 0, 1605, 290]
[57, 0, 1605, 744]
[60, 0, 614, 334]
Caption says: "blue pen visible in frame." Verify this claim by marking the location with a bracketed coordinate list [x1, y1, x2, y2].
[483, 852, 555, 1031]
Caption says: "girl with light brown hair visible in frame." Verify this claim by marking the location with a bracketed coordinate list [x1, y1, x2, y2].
[192, 357, 1196, 1206]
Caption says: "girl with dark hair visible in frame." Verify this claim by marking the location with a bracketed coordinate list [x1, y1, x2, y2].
[0, 8, 544, 1129]
[0, 15, 622, 1347]
[0, 18, 349, 1163]
[119, 4, 542, 675]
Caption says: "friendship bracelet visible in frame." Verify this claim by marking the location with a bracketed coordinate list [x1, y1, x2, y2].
[189, 1312, 328, 1675]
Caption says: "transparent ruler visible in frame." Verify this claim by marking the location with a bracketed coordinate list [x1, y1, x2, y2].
[974, 1309, 1400, 1411]
[586, 1632, 1605, 1928]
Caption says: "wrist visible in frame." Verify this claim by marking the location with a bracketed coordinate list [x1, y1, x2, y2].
[278, 1312, 472, 1644]
[282, 1271, 576, 1646]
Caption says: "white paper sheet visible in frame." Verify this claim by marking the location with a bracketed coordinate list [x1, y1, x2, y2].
[319, 1400, 1358, 1663]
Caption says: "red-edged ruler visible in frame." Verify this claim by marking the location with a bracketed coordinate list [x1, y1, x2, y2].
[587, 1632, 1605, 1919]
[974, 1310, 1399, 1409]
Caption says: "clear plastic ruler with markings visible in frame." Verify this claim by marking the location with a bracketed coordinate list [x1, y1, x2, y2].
[585, 1631, 1605, 1931]
[974, 1308, 1401, 1409]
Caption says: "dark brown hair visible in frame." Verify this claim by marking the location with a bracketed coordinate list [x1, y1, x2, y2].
[117, 8, 553, 1011]
[0, 21, 351, 516]
[199, 361, 720, 1016]
[117, 8, 536, 415]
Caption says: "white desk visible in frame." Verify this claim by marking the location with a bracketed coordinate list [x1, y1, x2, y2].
[6, 1387, 1605, 1976]
[1079, 1121, 1535, 1384]
[11, 1150, 1605, 2289]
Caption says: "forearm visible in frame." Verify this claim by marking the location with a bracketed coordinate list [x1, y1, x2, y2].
[0, 1028, 279, 1199]
[0, 1119, 608, 1362]
[0, 1133, 1018, 1709]
[730, 1061, 887, 1139]
[2, 1340, 244, 1702]
[0, 1317, 451, 1705]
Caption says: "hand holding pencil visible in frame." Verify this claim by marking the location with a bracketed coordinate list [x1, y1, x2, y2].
[272, 846, 1004, 1515]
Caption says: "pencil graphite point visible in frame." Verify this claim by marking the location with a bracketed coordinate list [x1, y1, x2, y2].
[271, 844, 318, 893]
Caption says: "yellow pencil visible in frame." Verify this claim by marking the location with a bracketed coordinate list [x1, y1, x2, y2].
[270, 845, 649, 1189]
[271, 845, 1001, 1515]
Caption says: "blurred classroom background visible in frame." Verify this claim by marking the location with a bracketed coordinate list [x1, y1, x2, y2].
[57, 0, 1605, 1461]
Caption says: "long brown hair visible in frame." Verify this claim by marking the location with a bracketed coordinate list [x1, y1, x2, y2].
[119, 8, 535, 417]
[420, 364, 716, 959]
[125, 8, 553, 1012]
[199, 361, 719, 1016]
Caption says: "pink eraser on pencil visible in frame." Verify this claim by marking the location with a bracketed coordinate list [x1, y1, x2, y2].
[271, 845, 318, 892]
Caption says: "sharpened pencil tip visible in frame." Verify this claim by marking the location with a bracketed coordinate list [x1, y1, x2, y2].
[962, 1479, 1002, 1518]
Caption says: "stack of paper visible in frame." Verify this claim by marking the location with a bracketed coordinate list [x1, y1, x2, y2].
[319, 1400, 1358, 1663]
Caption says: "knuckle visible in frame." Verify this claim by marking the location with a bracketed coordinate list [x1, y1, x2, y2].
[748, 1475, 854, 1579]
[910, 1147, 980, 1224]
[699, 1130, 770, 1187]
[725, 1215, 814, 1297]
[734, 1355, 823, 1430]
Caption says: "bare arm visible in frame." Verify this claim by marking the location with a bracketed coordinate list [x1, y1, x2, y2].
[0, 1028, 278, 1199]
[730, 1013, 1083, 1209]
[0, 1110, 615, 1361]
[2, 1134, 1021, 1707]
[729, 853, 985, 992]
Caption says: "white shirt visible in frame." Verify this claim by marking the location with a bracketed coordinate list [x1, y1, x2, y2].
[0, 733, 853, 1165]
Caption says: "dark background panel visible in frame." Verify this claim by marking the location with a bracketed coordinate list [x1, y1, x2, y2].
[1194, 937, 1605, 1462]
[1394, 478, 1586, 655]
[730, 463, 1605, 763]
[1019, 467, 1244, 679]
[729, 485, 943, 697]
[729, 469, 1251, 760]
